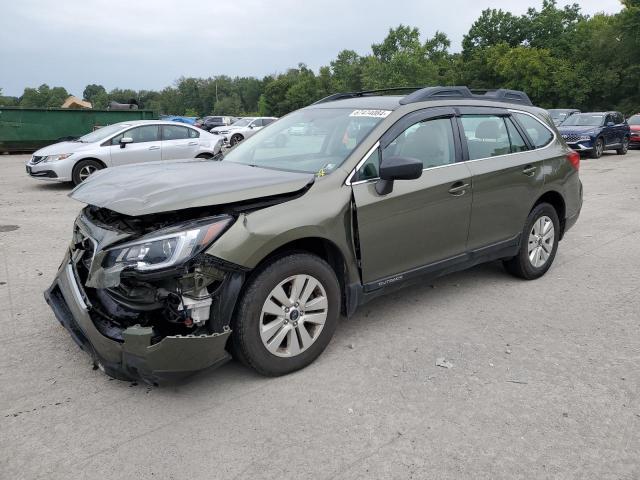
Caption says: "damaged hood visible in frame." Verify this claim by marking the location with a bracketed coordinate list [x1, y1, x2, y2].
[70, 159, 315, 216]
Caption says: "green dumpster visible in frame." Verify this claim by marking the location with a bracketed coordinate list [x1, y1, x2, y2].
[0, 107, 157, 153]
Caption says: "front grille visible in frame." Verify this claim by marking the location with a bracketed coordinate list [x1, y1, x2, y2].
[31, 155, 46, 164]
[562, 134, 584, 143]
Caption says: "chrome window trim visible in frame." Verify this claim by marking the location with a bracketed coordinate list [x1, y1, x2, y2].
[345, 141, 380, 185]
[345, 108, 558, 186]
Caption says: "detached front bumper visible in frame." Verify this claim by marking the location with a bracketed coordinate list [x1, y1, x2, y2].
[45, 254, 232, 384]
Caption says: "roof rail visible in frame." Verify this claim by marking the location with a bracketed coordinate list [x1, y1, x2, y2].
[312, 87, 422, 105]
[399, 86, 533, 106]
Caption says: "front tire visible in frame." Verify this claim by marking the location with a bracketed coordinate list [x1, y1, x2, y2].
[616, 136, 629, 155]
[591, 137, 604, 158]
[503, 203, 560, 280]
[72, 159, 103, 185]
[229, 134, 244, 146]
[231, 253, 340, 376]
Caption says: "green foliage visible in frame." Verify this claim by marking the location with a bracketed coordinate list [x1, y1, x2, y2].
[9, 1, 640, 116]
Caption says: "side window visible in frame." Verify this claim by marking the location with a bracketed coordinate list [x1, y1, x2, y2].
[513, 113, 553, 148]
[615, 113, 624, 124]
[383, 117, 455, 169]
[505, 118, 528, 153]
[459, 115, 511, 160]
[163, 125, 190, 140]
[111, 125, 159, 145]
[354, 149, 381, 182]
[252, 119, 263, 127]
[263, 118, 275, 126]
[188, 128, 199, 138]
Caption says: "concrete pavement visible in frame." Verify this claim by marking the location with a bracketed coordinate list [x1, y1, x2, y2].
[1, 152, 639, 479]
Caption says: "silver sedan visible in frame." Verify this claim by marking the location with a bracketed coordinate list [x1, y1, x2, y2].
[26, 120, 224, 185]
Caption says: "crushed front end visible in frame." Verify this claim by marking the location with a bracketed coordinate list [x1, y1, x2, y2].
[45, 206, 246, 384]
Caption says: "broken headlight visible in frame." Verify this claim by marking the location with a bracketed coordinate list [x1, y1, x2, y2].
[103, 216, 233, 272]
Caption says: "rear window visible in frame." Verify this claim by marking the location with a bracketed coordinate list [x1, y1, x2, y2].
[628, 115, 640, 126]
[513, 113, 553, 148]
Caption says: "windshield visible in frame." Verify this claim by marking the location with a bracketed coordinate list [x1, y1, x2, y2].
[549, 109, 574, 121]
[628, 115, 640, 125]
[78, 123, 130, 143]
[223, 108, 388, 174]
[561, 114, 603, 127]
[230, 118, 253, 127]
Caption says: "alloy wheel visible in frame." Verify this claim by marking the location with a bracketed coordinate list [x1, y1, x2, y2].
[528, 215, 555, 268]
[78, 165, 98, 182]
[259, 274, 328, 357]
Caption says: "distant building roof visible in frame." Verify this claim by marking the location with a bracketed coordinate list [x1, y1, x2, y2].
[61, 96, 92, 109]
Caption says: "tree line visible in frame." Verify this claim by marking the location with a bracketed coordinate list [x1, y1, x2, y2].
[2, 0, 639, 116]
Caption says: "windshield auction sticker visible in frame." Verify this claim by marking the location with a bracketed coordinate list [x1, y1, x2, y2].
[349, 109, 392, 118]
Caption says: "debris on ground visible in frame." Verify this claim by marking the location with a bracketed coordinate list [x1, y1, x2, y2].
[436, 357, 453, 369]
[505, 348, 512, 354]
[348, 343, 355, 349]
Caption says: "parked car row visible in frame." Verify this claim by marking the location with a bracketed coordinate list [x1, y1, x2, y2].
[209, 117, 278, 145]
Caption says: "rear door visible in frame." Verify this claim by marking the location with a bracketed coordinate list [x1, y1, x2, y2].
[108, 125, 161, 166]
[351, 108, 473, 285]
[603, 114, 616, 146]
[614, 112, 627, 146]
[161, 125, 200, 160]
[459, 108, 547, 251]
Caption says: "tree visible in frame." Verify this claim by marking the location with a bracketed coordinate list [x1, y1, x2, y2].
[83, 84, 106, 104]
[462, 9, 526, 55]
[330, 50, 363, 92]
[361, 26, 449, 89]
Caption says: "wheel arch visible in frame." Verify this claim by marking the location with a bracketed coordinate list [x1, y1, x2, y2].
[74, 157, 107, 169]
[531, 190, 567, 239]
[246, 236, 353, 317]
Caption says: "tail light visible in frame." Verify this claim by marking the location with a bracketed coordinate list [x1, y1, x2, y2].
[567, 150, 580, 171]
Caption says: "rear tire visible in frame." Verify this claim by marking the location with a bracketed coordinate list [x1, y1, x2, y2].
[231, 253, 340, 376]
[590, 137, 604, 158]
[72, 159, 103, 185]
[616, 137, 629, 155]
[503, 203, 560, 280]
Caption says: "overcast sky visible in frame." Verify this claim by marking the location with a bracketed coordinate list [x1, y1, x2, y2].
[0, 0, 623, 97]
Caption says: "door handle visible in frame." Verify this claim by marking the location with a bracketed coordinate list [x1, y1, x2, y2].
[188, 141, 198, 146]
[448, 182, 470, 196]
[148, 145, 160, 150]
[522, 165, 536, 176]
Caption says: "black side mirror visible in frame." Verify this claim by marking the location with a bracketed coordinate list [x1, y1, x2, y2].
[376, 156, 423, 195]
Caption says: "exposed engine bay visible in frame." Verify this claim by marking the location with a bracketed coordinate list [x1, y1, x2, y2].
[72, 204, 260, 343]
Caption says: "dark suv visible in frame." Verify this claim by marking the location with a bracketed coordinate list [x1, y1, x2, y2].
[45, 86, 583, 384]
[557, 111, 630, 158]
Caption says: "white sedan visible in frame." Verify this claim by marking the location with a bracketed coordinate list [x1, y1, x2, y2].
[25, 120, 224, 185]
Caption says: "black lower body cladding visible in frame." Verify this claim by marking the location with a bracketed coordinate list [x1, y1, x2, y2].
[45, 239, 245, 384]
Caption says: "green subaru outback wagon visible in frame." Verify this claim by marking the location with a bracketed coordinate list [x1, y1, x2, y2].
[46, 86, 582, 383]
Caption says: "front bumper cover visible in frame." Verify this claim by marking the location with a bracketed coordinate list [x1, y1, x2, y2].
[45, 254, 232, 384]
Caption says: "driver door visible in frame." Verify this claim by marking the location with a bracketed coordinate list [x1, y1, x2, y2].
[351, 108, 473, 286]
